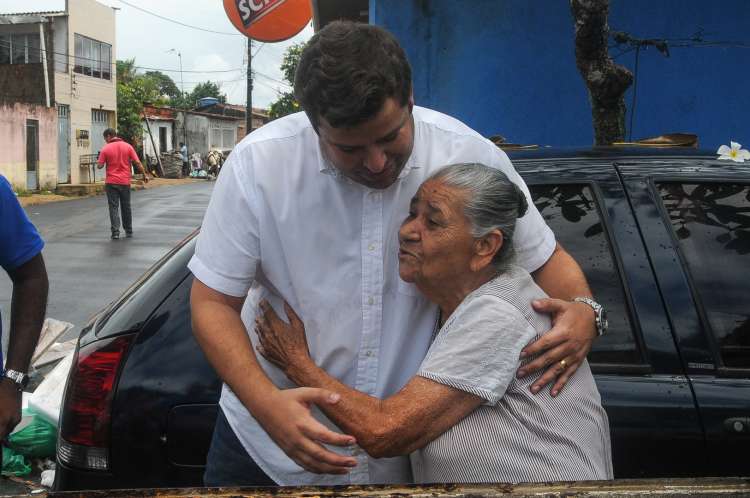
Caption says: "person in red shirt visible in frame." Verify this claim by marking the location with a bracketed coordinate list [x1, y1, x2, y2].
[96, 128, 149, 239]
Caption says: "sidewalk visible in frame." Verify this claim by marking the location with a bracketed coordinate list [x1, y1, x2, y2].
[17, 177, 204, 208]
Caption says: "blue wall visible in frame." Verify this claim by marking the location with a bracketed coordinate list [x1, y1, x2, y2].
[370, 0, 750, 149]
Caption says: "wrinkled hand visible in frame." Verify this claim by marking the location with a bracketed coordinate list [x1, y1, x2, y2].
[517, 298, 596, 396]
[143, 174, 150, 184]
[0, 381, 22, 441]
[259, 387, 358, 474]
[255, 300, 311, 376]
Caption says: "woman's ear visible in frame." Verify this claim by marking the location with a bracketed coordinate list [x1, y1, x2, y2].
[470, 230, 503, 272]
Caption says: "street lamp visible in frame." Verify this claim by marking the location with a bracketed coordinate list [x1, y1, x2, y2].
[167, 48, 188, 161]
[166, 48, 185, 106]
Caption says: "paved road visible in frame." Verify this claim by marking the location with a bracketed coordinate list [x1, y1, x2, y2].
[1, 181, 214, 349]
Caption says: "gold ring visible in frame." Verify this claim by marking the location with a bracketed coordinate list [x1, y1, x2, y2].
[559, 359, 568, 369]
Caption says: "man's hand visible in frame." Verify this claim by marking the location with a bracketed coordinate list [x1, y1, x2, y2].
[256, 387, 358, 474]
[0, 380, 22, 441]
[191, 280, 357, 475]
[516, 298, 596, 396]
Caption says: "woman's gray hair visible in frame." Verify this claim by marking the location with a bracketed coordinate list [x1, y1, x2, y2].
[428, 163, 529, 272]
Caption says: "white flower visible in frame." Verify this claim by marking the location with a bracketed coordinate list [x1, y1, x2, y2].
[717, 141, 750, 163]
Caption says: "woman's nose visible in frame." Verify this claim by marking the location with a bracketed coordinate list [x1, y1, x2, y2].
[364, 146, 387, 173]
[399, 219, 419, 241]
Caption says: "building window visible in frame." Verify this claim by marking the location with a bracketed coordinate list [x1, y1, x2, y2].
[74, 33, 111, 80]
[530, 183, 642, 366]
[658, 182, 750, 370]
[209, 121, 237, 150]
[0, 32, 42, 65]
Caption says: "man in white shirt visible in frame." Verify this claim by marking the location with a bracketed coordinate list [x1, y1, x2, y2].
[189, 21, 601, 487]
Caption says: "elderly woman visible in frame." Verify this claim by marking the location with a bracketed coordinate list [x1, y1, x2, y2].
[256, 163, 613, 483]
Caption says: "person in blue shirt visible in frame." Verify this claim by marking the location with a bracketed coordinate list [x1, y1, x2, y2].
[180, 142, 189, 177]
[0, 175, 48, 441]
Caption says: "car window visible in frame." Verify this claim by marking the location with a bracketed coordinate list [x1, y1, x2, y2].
[530, 184, 642, 365]
[657, 182, 750, 370]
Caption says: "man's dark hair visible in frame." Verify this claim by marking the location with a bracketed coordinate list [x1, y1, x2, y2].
[103, 128, 116, 138]
[294, 21, 412, 130]
[179, 142, 184, 147]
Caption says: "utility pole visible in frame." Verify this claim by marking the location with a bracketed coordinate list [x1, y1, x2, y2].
[246, 38, 253, 135]
[168, 48, 187, 155]
[178, 51, 187, 155]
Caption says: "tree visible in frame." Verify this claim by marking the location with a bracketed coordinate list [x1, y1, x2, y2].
[570, 0, 633, 145]
[187, 81, 227, 107]
[116, 59, 166, 147]
[144, 70, 181, 100]
[268, 42, 306, 120]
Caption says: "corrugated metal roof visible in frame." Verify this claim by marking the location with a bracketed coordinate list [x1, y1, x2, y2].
[0, 11, 65, 16]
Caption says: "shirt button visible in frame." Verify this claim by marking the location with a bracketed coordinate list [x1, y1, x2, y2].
[365, 350, 373, 357]
[368, 243, 376, 251]
[368, 296, 374, 305]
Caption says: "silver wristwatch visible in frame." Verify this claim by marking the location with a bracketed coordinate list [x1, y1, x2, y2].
[573, 297, 608, 337]
[2, 369, 29, 392]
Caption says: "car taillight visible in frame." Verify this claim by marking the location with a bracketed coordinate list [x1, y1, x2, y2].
[58, 334, 134, 471]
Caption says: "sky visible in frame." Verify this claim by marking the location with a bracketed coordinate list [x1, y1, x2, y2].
[0, 0, 314, 108]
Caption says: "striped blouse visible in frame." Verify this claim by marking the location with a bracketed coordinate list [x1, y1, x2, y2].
[410, 265, 613, 483]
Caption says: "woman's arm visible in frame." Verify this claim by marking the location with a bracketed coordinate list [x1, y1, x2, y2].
[256, 301, 482, 458]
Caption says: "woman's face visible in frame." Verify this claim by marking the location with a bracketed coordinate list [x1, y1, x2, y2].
[398, 179, 478, 289]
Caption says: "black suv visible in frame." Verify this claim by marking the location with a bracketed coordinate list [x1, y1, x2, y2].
[54, 148, 750, 491]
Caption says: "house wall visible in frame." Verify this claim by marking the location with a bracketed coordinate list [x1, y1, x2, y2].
[0, 63, 47, 105]
[0, 102, 57, 190]
[175, 112, 242, 157]
[371, 0, 750, 148]
[142, 119, 174, 158]
[55, 0, 116, 184]
[0, 21, 55, 106]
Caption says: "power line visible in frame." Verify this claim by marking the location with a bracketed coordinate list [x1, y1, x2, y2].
[0, 39, 243, 73]
[0, 40, 288, 85]
[254, 71, 290, 87]
[113, 0, 242, 36]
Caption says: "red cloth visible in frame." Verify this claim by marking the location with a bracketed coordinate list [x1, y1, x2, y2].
[97, 137, 138, 185]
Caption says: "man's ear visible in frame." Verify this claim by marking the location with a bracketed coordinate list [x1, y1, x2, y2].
[470, 230, 503, 272]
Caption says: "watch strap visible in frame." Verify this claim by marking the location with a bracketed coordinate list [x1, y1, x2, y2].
[572, 297, 606, 337]
[2, 369, 29, 391]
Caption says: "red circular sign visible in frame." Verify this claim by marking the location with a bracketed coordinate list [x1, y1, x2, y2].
[224, 0, 312, 42]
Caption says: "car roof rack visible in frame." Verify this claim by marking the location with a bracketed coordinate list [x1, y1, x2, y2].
[612, 133, 698, 148]
[488, 134, 540, 150]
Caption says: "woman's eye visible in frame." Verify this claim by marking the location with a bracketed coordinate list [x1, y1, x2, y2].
[428, 218, 440, 227]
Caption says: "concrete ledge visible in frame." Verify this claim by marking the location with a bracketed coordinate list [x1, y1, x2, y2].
[39, 477, 750, 497]
[55, 183, 106, 197]
[55, 181, 146, 197]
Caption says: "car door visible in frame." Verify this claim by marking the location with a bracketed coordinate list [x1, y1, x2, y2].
[618, 158, 750, 476]
[516, 157, 705, 477]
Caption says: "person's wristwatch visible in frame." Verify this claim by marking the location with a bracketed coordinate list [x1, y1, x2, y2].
[572, 297, 608, 337]
[1, 369, 29, 392]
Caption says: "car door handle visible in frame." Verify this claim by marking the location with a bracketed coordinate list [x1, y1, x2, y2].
[723, 417, 750, 434]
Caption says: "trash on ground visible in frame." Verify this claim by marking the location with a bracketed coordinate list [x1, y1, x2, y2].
[30, 318, 74, 368]
[28, 350, 75, 427]
[40, 469, 54, 488]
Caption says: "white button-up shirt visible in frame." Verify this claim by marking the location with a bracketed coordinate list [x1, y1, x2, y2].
[188, 107, 556, 486]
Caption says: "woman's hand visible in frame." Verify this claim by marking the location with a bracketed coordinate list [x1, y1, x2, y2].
[255, 300, 313, 379]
